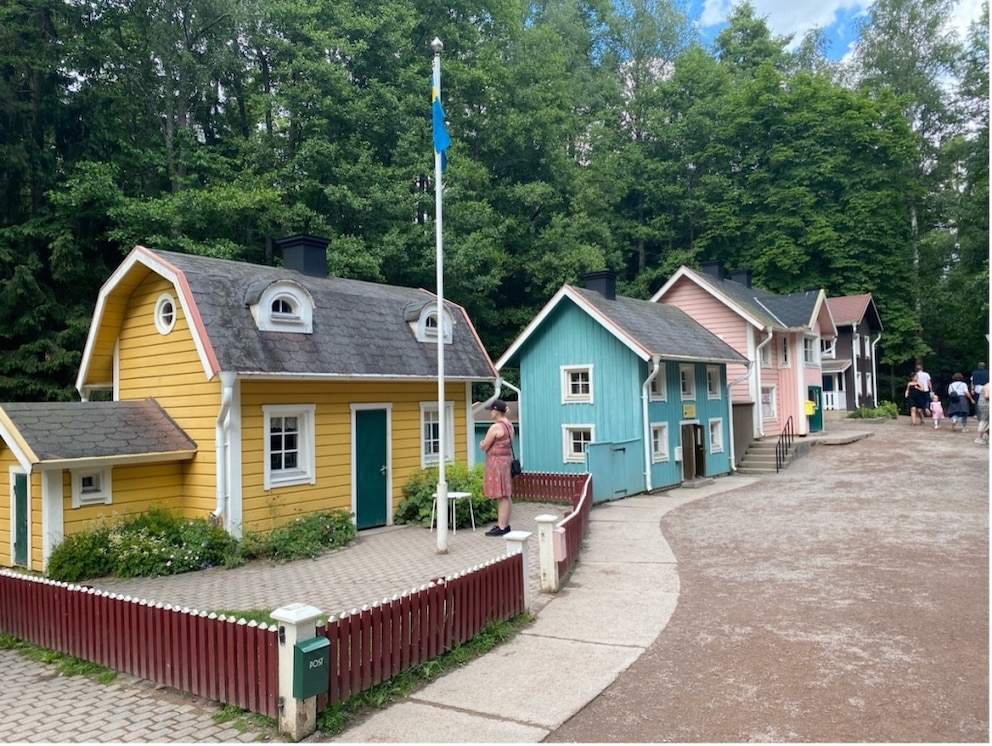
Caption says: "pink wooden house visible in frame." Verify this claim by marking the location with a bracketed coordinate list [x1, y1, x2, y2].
[652, 261, 837, 456]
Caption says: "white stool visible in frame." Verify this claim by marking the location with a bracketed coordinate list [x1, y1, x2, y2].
[430, 491, 475, 533]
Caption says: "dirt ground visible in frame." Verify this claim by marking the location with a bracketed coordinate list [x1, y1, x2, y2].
[545, 417, 989, 743]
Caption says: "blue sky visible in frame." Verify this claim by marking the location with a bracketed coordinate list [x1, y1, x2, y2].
[687, 0, 985, 62]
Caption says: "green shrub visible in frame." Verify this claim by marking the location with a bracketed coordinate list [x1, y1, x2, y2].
[46, 505, 357, 581]
[848, 400, 899, 419]
[240, 510, 357, 562]
[395, 462, 496, 528]
[45, 521, 113, 583]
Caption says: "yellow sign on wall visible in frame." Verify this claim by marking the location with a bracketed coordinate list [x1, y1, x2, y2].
[682, 403, 696, 419]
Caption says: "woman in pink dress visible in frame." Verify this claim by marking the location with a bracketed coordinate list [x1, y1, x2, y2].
[480, 399, 514, 536]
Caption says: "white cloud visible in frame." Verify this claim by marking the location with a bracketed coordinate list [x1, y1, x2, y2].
[695, 0, 986, 59]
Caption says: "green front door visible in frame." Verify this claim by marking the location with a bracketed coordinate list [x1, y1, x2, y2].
[807, 385, 824, 432]
[355, 408, 388, 529]
[13, 472, 27, 566]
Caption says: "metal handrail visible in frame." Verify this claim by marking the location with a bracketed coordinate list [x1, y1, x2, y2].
[775, 416, 795, 473]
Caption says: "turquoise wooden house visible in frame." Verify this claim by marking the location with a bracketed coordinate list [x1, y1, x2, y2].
[495, 272, 747, 502]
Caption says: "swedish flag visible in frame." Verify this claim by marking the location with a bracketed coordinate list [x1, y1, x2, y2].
[432, 81, 450, 169]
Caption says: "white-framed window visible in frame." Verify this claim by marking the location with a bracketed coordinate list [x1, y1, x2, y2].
[760, 343, 772, 368]
[854, 332, 862, 357]
[760, 385, 777, 420]
[651, 423, 669, 463]
[252, 281, 314, 333]
[154, 293, 177, 335]
[780, 337, 789, 366]
[708, 418, 724, 453]
[706, 366, 721, 399]
[561, 365, 593, 403]
[680, 364, 695, 399]
[263, 404, 316, 489]
[421, 401, 455, 467]
[803, 337, 818, 365]
[562, 425, 593, 463]
[820, 338, 836, 359]
[649, 362, 667, 401]
[414, 305, 453, 344]
[71, 468, 112, 507]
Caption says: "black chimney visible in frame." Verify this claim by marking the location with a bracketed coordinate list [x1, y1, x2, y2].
[700, 260, 724, 280]
[730, 269, 752, 287]
[277, 234, 329, 278]
[583, 270, 616, 300]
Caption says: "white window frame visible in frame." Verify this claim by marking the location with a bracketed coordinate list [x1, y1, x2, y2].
[562, 425, 594, 463]
[779, 336, 790, 366]
[71, 468, 112, 507]
[254, 282, 314, 333]
[416, 306, 453, 344]
[649, 362, 668, 401]
[561, 365, 594, 404]
[706, 365, 721, 399]
[803, 336, 819, 365]
[760, 385, 777, 420]
[680, 364, 696, 399]
[420, 401, 455, 467]
[154, 293, 177, 335]
[760, 343, 772, 368]
[708, 418, 724, 454]
[263, 404, 316, 489]
[651, 422, 669, 463]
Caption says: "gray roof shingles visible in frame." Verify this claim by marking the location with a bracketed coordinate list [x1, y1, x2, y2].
[1, 399, 196, 463]
[156, 250, 495, 379]
[572, 287, 747, 364]
[693, 272, 820, 329]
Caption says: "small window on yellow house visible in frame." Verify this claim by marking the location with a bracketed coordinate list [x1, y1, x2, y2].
[154, 293, 176, 335]
[72, 468, 112, 507]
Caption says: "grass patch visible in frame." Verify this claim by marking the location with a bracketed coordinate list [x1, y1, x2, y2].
[0, 632, 117, 683]
[212, 703, 278, 735]
[315, 612, 533, 735]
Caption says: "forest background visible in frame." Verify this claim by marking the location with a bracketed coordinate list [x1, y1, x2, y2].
[0, 0, 987, 404]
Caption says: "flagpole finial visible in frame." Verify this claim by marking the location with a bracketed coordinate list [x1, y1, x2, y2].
[431, 37, 443, 54]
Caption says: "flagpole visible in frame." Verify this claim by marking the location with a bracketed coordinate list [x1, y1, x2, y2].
[432, 37, 448, 554]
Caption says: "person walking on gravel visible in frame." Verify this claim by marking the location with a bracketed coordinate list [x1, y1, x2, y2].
[947, 373, 974, 431]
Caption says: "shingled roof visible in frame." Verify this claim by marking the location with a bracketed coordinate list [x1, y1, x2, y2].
[571, 287, 747, 363]
[691, 271, 825, 330]
[0, 399, 196, 468]
[497, 284, 747, 368]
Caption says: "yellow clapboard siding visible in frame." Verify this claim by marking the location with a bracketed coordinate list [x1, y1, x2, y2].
[236, 380, 471, 534]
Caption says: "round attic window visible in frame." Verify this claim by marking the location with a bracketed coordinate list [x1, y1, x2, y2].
[154, 293, 177, 335]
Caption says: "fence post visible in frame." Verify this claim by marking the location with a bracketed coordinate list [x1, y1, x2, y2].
[534, 514, 560, 592]
[503, 530, 532, 611]
[271, 603, 323, 742]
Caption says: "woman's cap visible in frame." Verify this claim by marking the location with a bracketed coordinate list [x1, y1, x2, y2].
[487, 399, 508, 412]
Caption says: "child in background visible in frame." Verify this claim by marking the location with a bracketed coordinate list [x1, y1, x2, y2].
[930, 392, 944, 429]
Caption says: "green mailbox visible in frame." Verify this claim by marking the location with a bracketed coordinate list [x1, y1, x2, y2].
[292, 636, 331, 699]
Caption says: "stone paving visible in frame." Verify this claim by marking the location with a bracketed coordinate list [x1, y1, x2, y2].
[0, 502, 565, 743]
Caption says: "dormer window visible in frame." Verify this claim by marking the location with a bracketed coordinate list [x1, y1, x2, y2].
[272, 297, 297, 316]
[247, 280, 314, 333]
[406, 301, 453, 343]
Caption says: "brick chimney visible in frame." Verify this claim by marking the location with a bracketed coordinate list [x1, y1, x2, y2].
[276, 234, 328, 278]
[583, 270, 616, 300]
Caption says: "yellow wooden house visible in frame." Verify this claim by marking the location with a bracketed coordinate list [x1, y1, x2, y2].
[0, 236, 497, 572]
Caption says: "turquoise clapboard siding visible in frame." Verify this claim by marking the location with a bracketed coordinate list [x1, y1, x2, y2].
[516, 298, 734, 494]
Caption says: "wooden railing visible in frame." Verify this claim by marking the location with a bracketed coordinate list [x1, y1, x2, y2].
[775, 416, 795, 473]
[0, 552, 524, 717]
[0, 571, 279, 716]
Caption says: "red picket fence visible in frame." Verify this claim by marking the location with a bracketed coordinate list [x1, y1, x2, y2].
[0, 572, 279, 715]
[514, 471, 592, 581]
[316, 552, 523, 709]
[0, 552, 525, 718]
